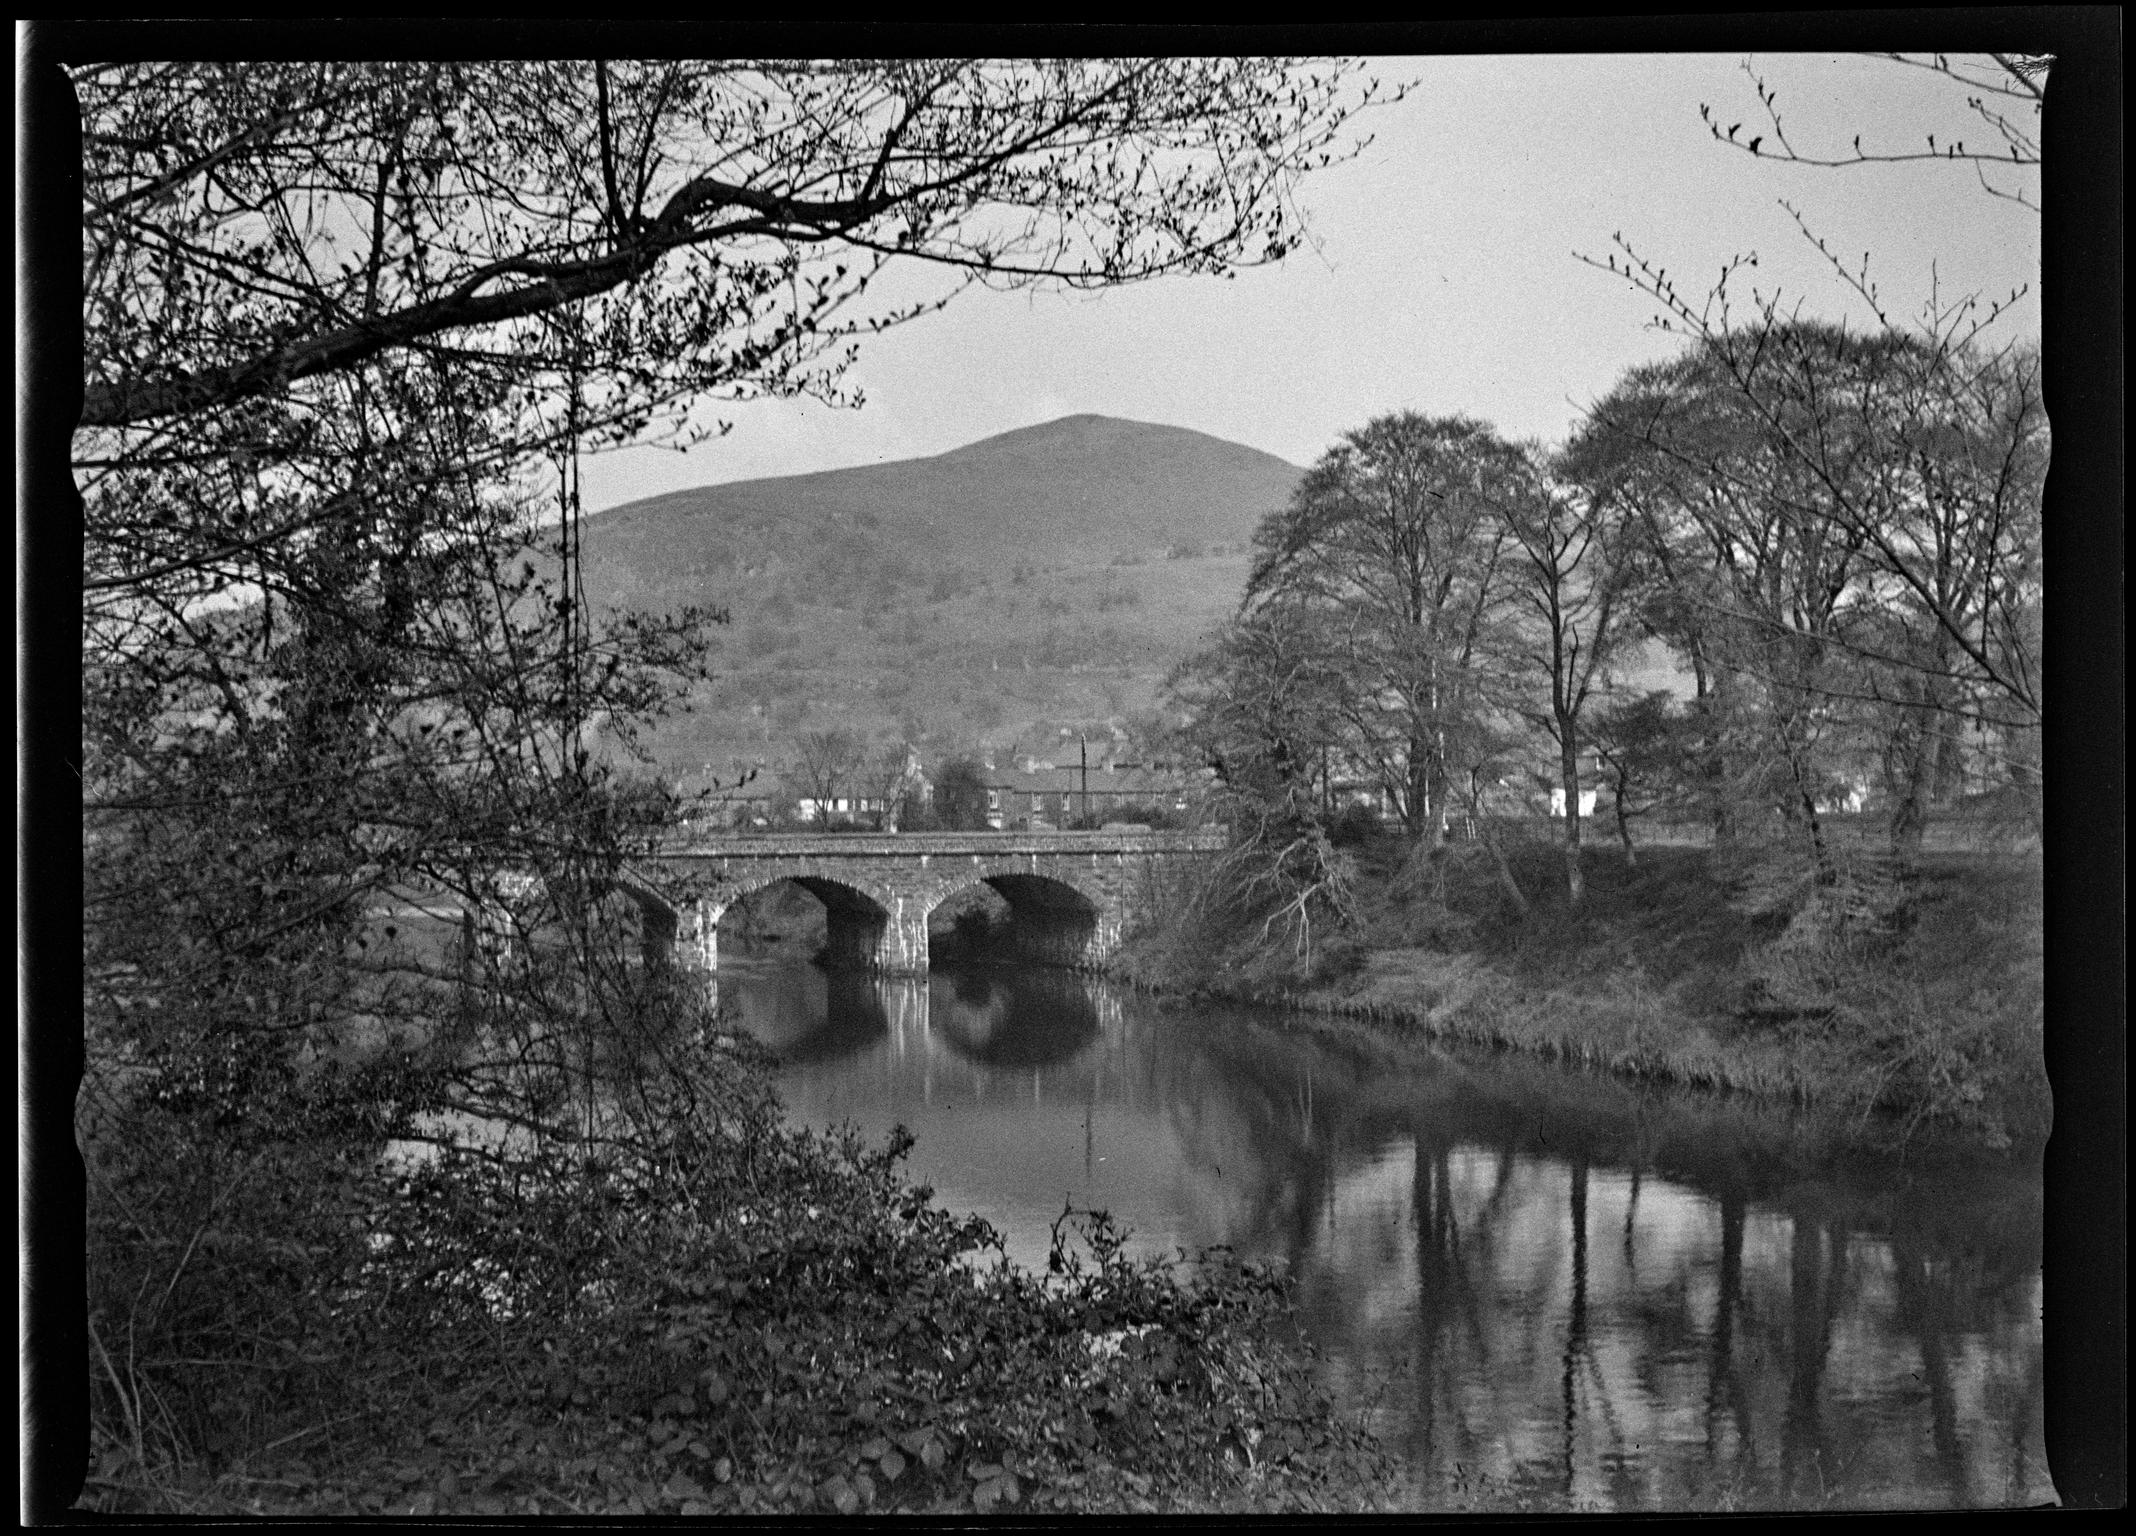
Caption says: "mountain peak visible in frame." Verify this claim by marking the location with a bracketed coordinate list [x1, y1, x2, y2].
[582, 412, 1303, 759]
[933, 413, 1295, 468]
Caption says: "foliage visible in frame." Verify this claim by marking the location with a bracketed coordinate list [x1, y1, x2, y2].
[1240, 412, 1533, 842]
[79, 1023, 1390, 1517]
[71, 55, 1404, 1514]
[1165, 607, 1362, 971]
[935, 751, 999, 828]
[1588, 690, 1702, 858]
[1563, 314, 2043, 892]
[80, 59, 1394, 439]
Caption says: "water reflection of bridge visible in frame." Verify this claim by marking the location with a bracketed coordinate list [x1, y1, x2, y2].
[718, 963, 1122, 1074]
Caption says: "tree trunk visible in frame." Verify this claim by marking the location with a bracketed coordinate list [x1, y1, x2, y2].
[1613, 776, 1637, 866]
[1881, 685, 1939, 856]
[1884, 721, 1931, 855]
[1406, 728, 1433, 841]
[1558, 727, 1585, 904]
[1796, 784, 1832, 885]
[1477, 818, 1529, 916]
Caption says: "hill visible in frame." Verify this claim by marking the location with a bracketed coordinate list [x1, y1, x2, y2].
[579, 416, 1304, 788]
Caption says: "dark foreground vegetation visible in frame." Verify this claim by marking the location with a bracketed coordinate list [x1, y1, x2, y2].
[1119, 829, 2046, 1150]
[56, 57, 1405, 1518]
[77, 1015, 1391, 1517]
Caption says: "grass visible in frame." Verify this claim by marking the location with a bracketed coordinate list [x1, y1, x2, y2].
[1119, 835, 2047, 1149]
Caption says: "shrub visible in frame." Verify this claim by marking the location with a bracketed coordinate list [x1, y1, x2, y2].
[80, 959, 1388, 1516]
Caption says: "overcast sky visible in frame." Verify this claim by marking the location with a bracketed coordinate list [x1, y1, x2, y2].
[579, 52, 2043, 513]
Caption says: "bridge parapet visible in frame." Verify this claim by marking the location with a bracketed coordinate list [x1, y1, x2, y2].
[660, 828, 1228, 859]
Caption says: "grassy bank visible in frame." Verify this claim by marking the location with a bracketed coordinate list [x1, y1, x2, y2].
[1116, 838, 2047, 1148]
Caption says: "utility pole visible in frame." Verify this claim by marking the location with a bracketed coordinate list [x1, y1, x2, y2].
[1080, 737, 1090, 828]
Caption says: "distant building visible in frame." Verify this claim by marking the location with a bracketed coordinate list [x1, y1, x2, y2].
[980, 760, 1197, 829]
[687, 782, 784, 830]
[1548, 785, 1601, 819]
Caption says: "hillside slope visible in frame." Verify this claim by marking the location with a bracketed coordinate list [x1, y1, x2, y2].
[579, 416, 1303, 785]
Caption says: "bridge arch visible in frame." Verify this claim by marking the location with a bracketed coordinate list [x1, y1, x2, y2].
[702, 869, 913, 973]
[926, 868, 1111, 970]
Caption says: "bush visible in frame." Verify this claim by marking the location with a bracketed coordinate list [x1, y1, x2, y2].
[1324, 804, 1389, 849]
[78, 975, 1387, 1516]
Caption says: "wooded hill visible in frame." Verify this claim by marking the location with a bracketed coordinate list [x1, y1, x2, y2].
[580, 416, 1307, 786]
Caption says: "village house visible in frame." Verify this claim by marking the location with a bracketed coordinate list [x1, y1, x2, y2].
[980, 758, 1198, 830]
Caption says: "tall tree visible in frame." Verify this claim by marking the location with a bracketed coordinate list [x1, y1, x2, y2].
[1242, 412, 1528, 845]
[789, 728, 867, 823]
[1569, 313, 2044, 860]
[930, 757, 995, 832]
[1167, 605, 1359, 962]
[1499, 449, 1644, 901]
[1569, 327, 1888, 879]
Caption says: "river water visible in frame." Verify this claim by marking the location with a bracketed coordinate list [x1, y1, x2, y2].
[717, 958, 2053, 1513]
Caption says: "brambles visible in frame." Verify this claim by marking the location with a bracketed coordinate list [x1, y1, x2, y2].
[79, 1036, 1388, 1516]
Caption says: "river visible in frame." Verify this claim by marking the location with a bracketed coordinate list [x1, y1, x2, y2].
[717, 957, 2053, 1513]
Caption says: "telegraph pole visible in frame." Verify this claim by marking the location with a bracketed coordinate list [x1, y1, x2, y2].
[1080, 737, 1090, 827]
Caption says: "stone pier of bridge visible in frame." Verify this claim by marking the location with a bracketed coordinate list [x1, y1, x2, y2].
[634, 829, 1223, 976]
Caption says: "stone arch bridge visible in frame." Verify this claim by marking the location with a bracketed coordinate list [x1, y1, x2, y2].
[627, 829, 1225, 975]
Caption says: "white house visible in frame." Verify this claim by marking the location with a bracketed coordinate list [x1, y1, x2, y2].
[1548, 786, 1600, 819]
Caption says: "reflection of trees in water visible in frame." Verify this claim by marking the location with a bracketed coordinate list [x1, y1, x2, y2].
[1108, 1005, 2046, 1511]
[717, 967, 2047, 1510]
[1892, 1237, 1979, 1508]
[1779, 1210, 1841, 1505]
[1706, 1194, 1754, 1492]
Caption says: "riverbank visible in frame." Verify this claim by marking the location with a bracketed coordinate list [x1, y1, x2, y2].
[1113, 841, 2047, 1149]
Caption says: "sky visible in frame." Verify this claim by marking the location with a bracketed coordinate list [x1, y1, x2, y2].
[577, 52, 2043, 514]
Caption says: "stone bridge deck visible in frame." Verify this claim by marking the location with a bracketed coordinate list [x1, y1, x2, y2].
[637, 828, 1225, 974]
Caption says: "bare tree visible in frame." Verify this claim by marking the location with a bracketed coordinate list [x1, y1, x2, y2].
[1573, 254, 2046, 852]
[1168, 606, 1360, 963]
[789, 729, 866, 824]
[1498, 450, 1644, 901]
[1243, 413, 1528, 845]
[1699, 52, 2047, 212]
[857, 739, 919, 830]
